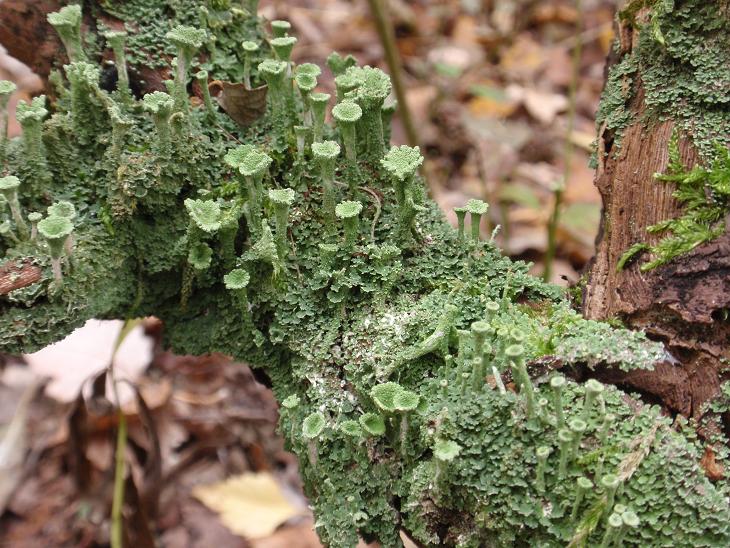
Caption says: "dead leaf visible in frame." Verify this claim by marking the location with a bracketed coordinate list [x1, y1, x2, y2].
[67, 393, 92, 493]
[461, 112, 531, 150]
[491, 0, 516, 34]
[523, 88, 568, 125]
[531, 4, 579, 24]
[0, 381, 38, 513]
[210, 81, 268, 126]
[405, 85, 437, 123]
[700, 446, 724, 481]
[514, 162, 560, 189]
[193, 472, 305, 539]
[251, 521, 323, 548]
[427, 45, 481, 75]
[451, 15, 478, 46]
[122, 474, 156, 548]
[499, 182, 541, 209]
[500, 35, 546, 81]
[560, 202, 601, 248]
[543, 47, 574, 88]
[24, 319, 153, 405]
[468, 83, 518, 118]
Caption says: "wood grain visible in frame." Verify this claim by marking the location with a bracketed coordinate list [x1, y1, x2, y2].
[584, 19, 729, 418]
[0, 260, 43, 295]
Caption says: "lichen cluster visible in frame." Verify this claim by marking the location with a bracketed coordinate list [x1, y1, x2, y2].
[1, 3, 729, 546]
[596, 0, 730, 163]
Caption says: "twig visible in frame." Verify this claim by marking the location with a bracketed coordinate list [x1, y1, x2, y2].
[366, 0, 418, 147]
[110, 409, 127, 548]
[544, 0, 583, 281]
[109, 318, 143, 548]
[0, 259, 43, 295]
[358, 185, 382, 241]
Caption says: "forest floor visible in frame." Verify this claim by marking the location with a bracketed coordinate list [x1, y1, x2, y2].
[0, 0, 616, 545]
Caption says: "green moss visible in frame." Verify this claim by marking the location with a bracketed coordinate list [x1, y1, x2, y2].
[619, 132, 730, 271]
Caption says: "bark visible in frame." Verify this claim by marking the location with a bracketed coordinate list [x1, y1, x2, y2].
[0, 0, 65, 80]
[0, 259, 42, 295]
[0, 0, 167, 96]
[584, 6, 730, 419]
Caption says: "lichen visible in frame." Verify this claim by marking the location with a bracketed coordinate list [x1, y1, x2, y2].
[595, 0, 730, 164]
[1, 4, 728, 547]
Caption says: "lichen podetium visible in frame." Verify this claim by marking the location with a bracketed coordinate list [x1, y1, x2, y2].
[1, 3, 729, 546]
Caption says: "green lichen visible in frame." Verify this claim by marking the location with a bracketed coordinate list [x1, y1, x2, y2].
[0, 80, 16, 165]
[47, 5, 86, 62]
[595, 0, 730, 163]
[1, 3, 728, 547]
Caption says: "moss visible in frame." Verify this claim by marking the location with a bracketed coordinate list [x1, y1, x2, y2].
[1, 3, 728, 547]
[619, 132, 730, 271]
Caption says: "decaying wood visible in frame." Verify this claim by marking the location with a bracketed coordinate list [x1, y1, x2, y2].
[3, 0, 727, 424]
[584, 20, 730, 418]
[0, 0, 64, 80]
[0, 260, 43, 295]
[0, 0, 165, 97]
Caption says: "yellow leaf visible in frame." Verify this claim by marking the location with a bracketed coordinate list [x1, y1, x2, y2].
[193, 472, 305, 539]
[468, 83, 518, 118]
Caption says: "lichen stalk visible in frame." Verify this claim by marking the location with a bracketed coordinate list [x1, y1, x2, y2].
[582, 379, 604, 422]
[65, 62, 105, 145]
[269, 188, 296, 258]
[558, 428, 573, 478]
[601, 513, 623, 548]
[47, 6, 86, 63]
[0, 81, 15, 166]
[312, 141, 341, 221]
[166, 26, 207, 113]
[143, 92, 174, 156]
[535, 446, 550, 493]
[241, 41, 259, 89]
[601, 474, 621, 519]
[104, 31, 131, 101]
[16, 96, 50, 186]
[454, 207, 467, 241]
[551, 375, 566, 428]
[0, 176, 28, 240]
[571, 477, 593, 520]
[196, 71, 217, 119]
[310, 93, 330, 143]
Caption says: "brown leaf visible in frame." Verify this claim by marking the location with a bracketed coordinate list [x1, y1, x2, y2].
[122, 474, 156, 548]
[210, 80, 268, 126]
[67, 393, 92, 493]
[522, 88, 568, 125]
[132, 383, 163, 518]
[250, 521, 323, 548]
[700, 445, 724, 481]
[500, 35, 547, 81]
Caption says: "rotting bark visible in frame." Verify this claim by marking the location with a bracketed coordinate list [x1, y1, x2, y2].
[0, 0, 65, 80]
[0, 0, 167, 97]
[584, 4, 730, 419]
[0, 259, 42, 295]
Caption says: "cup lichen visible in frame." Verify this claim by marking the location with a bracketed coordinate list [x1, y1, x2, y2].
[47, 5, 86, 62]
[37, 215, 74, 283]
